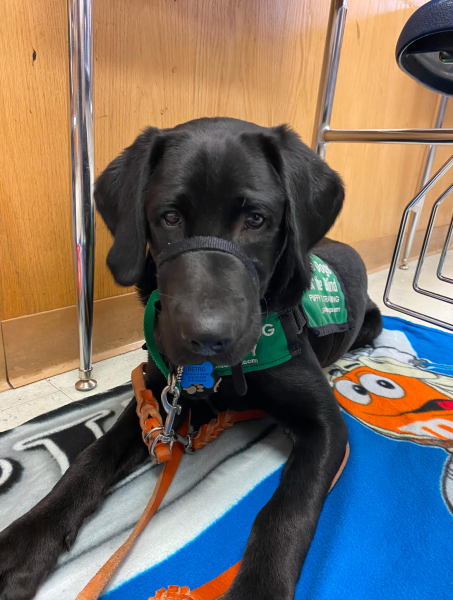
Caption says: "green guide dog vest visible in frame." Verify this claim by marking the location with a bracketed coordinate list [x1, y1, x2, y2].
[144, 255, 352, 390]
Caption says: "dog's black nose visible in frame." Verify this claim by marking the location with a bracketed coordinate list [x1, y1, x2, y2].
[190, 337, 231, 355]
[179, 314, 233, 356]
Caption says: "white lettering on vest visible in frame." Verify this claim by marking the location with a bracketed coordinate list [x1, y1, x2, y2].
[262, 323, 275, 336]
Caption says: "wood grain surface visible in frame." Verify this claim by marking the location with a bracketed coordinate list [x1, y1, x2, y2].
[0, 0, 447, 328]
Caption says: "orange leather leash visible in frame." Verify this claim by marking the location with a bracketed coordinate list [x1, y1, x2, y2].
[148, 443, 350, 600]
[151, 563, 241, 600]
[75, 409, 190, 600]
[76, 363, 349, 600]
[75, 364, 265, 600]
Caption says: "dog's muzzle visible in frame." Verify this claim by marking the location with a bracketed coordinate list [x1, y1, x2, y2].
[154, 236, 259, 396]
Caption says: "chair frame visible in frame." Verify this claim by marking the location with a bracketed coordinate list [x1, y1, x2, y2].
[314, 0, 453, 332]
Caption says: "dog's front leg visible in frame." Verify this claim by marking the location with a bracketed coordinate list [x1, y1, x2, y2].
[0, 397, 149, 600]
[223, 340, 348, 600]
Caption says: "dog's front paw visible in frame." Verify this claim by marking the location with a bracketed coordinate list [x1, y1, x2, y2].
[0, 511, 69, 600]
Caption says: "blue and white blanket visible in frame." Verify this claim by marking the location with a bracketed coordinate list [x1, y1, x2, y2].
[1, 316, 452, 599]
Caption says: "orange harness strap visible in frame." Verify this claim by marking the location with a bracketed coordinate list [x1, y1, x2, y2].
[75, 363, 349, 600]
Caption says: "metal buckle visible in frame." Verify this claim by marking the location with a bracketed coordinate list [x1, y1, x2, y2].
[144, 425, 163, 443]
[174, 431, 195, 454]
[149, 431, 193, 459]
[150, 432, 174, 459]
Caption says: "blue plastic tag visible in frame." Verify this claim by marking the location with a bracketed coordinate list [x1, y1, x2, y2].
[180, 362, 214, 389]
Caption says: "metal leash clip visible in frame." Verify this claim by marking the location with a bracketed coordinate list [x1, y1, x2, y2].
[148, 372, 184, 459]
[149, 369, 196, 459]
[161, 373, 182, 435]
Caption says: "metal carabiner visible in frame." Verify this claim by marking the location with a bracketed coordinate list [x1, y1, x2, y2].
[161, 384, 180, 414]
[161, 374, 182, 437]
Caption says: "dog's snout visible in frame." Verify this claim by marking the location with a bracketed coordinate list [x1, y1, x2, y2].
[179, 312, 234, 357]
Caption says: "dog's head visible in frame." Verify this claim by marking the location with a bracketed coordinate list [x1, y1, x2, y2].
[95, 118, 344, 367]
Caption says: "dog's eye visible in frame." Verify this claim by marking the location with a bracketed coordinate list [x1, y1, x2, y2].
[163, 211, 182, 227]
[245, 213, 265, 229]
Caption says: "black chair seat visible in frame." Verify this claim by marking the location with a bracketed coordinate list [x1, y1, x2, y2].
[396, 0, 453, 96]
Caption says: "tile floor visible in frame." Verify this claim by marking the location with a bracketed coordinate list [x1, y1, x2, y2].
[1, 251, 452, 432]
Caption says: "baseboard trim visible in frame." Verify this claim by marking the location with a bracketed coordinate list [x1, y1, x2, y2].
[2, 293, 144, 388]
[350, 223, 451, 274]
[1, 225, 451, 389]
[0, 325, 10, 392]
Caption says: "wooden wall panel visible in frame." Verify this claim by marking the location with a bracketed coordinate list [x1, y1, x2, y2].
[0, 0, 73, 321]
[0, 0, 444, 327]
[0, 0, 133, 322]
[1, 0, 334, 321]
[92, 0, 334, 301]
[351, 223, 453, 274]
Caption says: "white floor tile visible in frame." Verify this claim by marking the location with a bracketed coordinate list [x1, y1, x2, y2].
[368, 251, 453, 331]
[0, 379, 63, 412]
[47, 348, 147, 401]
[0, 391, 73, 432]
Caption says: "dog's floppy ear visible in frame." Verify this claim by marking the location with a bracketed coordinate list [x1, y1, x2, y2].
[94, 127, 165, 286]
[258, 125, 345, 308]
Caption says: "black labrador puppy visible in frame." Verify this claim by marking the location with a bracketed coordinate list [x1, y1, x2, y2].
[0, 118, 382, 600]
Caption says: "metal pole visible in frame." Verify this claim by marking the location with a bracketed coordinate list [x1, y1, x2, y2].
[322, 128, 453, 144]
[67, 0, 97, 391]
[383, 154, 453, 332]
[399, 96, 449, 269]
[314, 0, 348, 159]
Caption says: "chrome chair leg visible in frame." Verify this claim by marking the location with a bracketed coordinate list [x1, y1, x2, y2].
[384, 155, 453, 331]
[399, 96, 449, 270]
[412, 185, 453, 304]
[67, 0, 97, 391]
[314, 0, 348, 159]
[437, 215, 453, 284]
